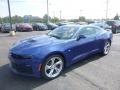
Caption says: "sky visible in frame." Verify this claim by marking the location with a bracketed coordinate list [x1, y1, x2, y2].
[0, 0, 120, 19]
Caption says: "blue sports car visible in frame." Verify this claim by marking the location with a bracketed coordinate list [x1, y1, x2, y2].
[9, 25, 113, 79]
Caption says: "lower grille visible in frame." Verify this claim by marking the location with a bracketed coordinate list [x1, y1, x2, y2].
[12, 63, 33, 74]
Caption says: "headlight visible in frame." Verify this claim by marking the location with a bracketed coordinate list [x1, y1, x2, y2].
[11, 39, 26, 48]
[11, 41, 20, 49]
[20, 54, 32, 59]
[11, 53, 32, 59]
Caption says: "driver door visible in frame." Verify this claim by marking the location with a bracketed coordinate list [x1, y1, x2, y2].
[67, 27, 99, 63]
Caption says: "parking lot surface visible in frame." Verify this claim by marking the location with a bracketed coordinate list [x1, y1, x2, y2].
[0, 31, 120, 90]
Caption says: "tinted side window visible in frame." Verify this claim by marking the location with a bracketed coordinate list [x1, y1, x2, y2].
[80, 27, 96, 37]
[106, 21, 114, 26]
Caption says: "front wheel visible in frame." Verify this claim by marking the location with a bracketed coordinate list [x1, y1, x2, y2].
[41, 55, 64, 79]
[102, 41, 111, 55]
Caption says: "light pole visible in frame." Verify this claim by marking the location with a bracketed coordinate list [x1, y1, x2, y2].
[53, 11, 55, 23]
[7, 0, 12, 31]
[80, 10, 82, 16]
[47, 0, 49, 23]
[106, 0, 109, 20]
[59, 10, 61, 21]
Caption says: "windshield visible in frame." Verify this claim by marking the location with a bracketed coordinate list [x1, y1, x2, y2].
[4, 23, 10, 26]
[47, 26, 79, 39]
[115, 20, 120, 25]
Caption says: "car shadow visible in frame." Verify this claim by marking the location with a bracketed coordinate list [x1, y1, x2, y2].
[61, 53, 103, 77]
[0, 53, 103, 90]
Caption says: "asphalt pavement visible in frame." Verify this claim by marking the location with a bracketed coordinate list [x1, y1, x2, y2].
[0, 31, 120, 90]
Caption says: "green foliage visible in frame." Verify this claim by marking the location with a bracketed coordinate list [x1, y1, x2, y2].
[2, 16, 9, 23]
[0, 15, 43, 23]
[1, 15, 23, 23]
[42, 14, 51, 23]
[51, 17, 59, 23]
[114, 14, 119, 20]
[69, 19, 79, 22]
[68, 16, 86, 22]
[79, 16, 86, 21]
[32, 17, 43, 23]
[0, 15, 86, 24]
[12, 15, 24, 23]
[0, 17, 2, 24]
[42, 14, 60, 23]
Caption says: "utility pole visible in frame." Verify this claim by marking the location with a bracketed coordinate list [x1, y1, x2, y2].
[7, 0, 12, 31]
[80, 10, 82, 16]
[106, 0, 109, 20]
[53, 11, 55, 23]
[47, 0, 49, 23]
[15, 15, 18, 23]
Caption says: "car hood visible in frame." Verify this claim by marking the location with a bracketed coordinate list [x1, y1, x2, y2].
[10, 35, 67, 54]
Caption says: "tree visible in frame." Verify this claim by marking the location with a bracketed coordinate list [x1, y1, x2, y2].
[43, 14, 51, 23]
[32, 16, 43, 23]
[1, 15, 24, 23]
[2, 16, 9, 23]
[12, 15, 24, 23]
[79, 16, 86, 22]
[0, 17, 2, 24]
[69, 19, 79, 22]
[114, 14, 119, 20]
[51, 17, 59, 23]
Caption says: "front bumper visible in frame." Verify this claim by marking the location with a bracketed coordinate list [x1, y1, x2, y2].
[8, 54, 42, 78]
[1, 29, 10, 32]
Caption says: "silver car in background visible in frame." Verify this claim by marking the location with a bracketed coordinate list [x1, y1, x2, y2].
[1, 23, 16, 33]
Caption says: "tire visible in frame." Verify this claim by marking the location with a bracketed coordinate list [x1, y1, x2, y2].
[102, 40, 111, 55]
[112, 28, 117, 34]
[37, 27, 39, 31]
[41, 55, 64, 80]
[114, 29, 117, 34]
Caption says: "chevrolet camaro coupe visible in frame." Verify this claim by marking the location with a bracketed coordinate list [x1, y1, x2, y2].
[9, 25, 113, 79]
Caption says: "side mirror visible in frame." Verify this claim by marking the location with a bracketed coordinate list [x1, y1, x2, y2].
[76, 35, 86, 41]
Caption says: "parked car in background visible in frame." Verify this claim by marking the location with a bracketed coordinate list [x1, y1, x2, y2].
[16, 23, 33, 32]
[32, 23, 48, 31]
[1, 23, 16, 33]
[56, 22, 67, 26]
[46, 23, 58, 30]
[105, 20, 120, 33]
[87, 21, 95, 24]
[75, 22, 87, 25]
[57, 22, 74, 26]
[9, 25, 112, 79]
[89, 22, 111, 30]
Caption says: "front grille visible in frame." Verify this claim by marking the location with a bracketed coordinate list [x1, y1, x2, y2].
[11, 53, 31, 59]
[12, 63, 33, 74]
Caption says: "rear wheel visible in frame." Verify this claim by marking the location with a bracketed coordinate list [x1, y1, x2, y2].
[41, 55, 64, 79]
[102, 41, 111, 55]
[112, 28, 117, 34]
[114, 29, 117, 34]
